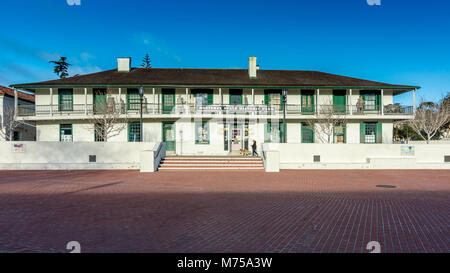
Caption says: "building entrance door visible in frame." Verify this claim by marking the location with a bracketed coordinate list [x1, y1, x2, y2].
[231, 127, 242, 151]
[162, 122, 176, 152]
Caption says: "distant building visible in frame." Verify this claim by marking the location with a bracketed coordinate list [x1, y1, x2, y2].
[12, 57, 418, 155]
[0, 86, 35, 141]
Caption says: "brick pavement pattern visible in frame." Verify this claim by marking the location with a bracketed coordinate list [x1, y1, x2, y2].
[0, 170, 448, 253]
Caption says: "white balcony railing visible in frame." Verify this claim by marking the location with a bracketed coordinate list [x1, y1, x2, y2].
[17, 103, 414, 117]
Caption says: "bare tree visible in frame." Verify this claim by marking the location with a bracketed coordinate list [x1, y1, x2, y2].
[307, 98, 348, 143]
[408, 98, 450, 143]
[0, 105, 20, 141]
[84, 89, 128, 142]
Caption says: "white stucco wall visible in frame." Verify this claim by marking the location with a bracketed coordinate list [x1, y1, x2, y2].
[263, 143, 450, 169]
[0, 141, 156, 170]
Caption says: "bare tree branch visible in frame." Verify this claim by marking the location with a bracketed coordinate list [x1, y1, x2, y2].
[0, 105, 20, 141]
[83, 89, 128, 142]
[408, 97, 450, 143]
[307, 98, 348, 143]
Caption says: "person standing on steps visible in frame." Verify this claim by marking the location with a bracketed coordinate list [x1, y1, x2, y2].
[252, 140, 259, 157]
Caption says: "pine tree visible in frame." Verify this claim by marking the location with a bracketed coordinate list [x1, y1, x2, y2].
[49, 57, 71, 78]
[141, 53, 152, 68]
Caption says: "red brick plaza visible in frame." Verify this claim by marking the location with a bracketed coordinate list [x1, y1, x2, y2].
[0, 170, 448, 253]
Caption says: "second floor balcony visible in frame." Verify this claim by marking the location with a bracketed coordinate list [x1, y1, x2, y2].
[17, 101, 414, 118]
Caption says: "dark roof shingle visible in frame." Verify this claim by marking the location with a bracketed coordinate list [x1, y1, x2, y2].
[12, 68, 418, 91]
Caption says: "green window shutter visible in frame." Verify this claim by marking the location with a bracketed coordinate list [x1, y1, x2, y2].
[376, 92, 381, 111]
[207, 92, 213, 105]
[360, 122, 365, 144]
[194, 122, 199, 143]
[265, 122, 270, 143]
[264, 91, 269, 105]
[376, 122, 383, 143]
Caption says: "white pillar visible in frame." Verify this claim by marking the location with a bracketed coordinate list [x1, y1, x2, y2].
[84, 88, 88, 115]
[13, 88, 18, 118]
[219, 88, 222, 105]
[50, 88, 53, 116]
[252, 88, 255, 105]
[349, 89, 353, 115]
[413, 89, 416, 114]
[152, 88, 156, 114]
[316, 89, 320, 114]
[380, 89, 384, 115]
[185, 88, 189, 113]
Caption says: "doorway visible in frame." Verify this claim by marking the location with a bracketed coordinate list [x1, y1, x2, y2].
[231, 126, 242, 151]
[162, 122, 176, 153]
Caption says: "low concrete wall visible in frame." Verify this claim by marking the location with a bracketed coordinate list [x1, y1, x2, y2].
[262, 147, 280, 172]
[0, 141, 156, 170]
[140, 142, 166, 172]
[264, 143, 450, 170]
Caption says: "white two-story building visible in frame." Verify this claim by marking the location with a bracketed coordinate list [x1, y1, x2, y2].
[11, 57, 418, 156]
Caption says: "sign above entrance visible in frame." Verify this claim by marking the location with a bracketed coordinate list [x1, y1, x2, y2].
[196, 105, 276, 115]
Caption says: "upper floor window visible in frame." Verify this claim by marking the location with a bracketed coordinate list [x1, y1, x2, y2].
[192, 89, 213, 105]
[360, 90, 380, 111]
[127, 89, 140, 110]
[58, 89, 73, 111]
[229, 89, 243, 105]
[301, 90, 315, 114]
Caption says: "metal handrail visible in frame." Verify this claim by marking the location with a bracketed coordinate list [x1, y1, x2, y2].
[17, 103, 414, 116]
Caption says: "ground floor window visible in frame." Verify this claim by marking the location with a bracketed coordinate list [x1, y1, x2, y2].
[60, 124, 73, 142]
[195, 121, 210, 144]
[361, 122, 382, 143]
[333, 123, 346, 143]
[265, 122, 284, 143]
[94, 123, 105, 142]
[128, 121, 141, 142]
[301, 123, 314, 143]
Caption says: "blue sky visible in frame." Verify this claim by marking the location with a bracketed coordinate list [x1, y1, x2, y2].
[0, 0, 449, 105]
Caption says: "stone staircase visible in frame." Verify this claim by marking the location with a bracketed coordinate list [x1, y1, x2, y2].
[158, 156, 265, 171]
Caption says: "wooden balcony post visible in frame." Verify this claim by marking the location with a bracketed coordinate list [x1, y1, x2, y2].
[381, 89, 384, 115]
[84, 88, 88, 115]
[413, 89, 416, 114]
[153, 88, 156, 114]
[50, 88, 53, 116]
[349, 89, 353, 115]
[252, 88, 255, 105]
[316, 89, 320, 114]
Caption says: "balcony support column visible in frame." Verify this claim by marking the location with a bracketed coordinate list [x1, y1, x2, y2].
[152, 88, 156, 114]
[413, 89, 416, 114]
[50, 88, 53, 116]
[252, 89, 255, 105]
[84, 88, 88, 115]
[349, 89, 353, 115]
[14, 88, 18, 119]
[381, 89, 384, 115]
[316, 89, 320, 114]
[185, 88, 189, 114]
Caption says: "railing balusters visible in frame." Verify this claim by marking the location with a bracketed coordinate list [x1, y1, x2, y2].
[17, 103, 415, 117]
